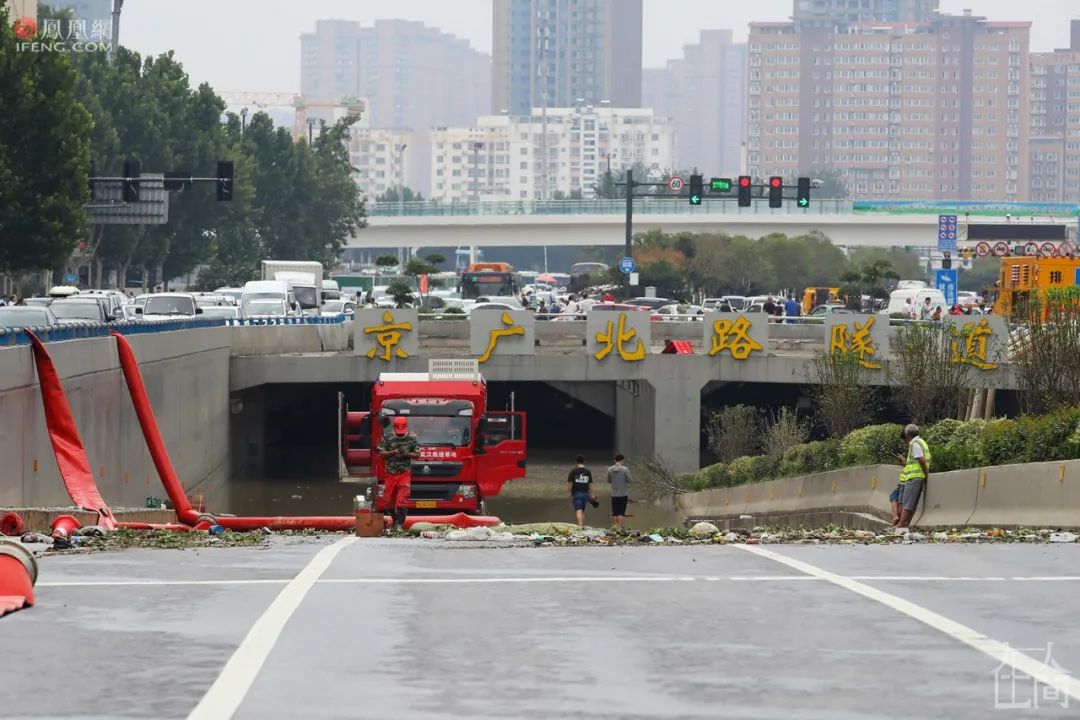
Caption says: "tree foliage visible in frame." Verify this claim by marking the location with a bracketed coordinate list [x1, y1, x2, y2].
[891, 322, 973, 423]
[0, 8, 92, 274]
[808, 350, 880, 438]
[375, 186, 423, 202]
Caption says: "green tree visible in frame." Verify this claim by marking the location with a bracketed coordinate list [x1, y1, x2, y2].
[374, 255, 398, 272]
[0, 8, 92, 274]
[384, 280, 414, 307]
[404, 257, 435, 276]
[375, 186, 423, 202]
[958, 258, 999, 292]
[847, 247, 923, 283]
[425, 253, 446, 269]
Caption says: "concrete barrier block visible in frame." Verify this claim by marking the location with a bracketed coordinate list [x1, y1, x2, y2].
[968, 460, 1080, 528]
[916, 469, 980, 527]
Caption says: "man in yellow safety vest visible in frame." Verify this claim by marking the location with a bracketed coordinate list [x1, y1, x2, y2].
[893, 424, 931, 530]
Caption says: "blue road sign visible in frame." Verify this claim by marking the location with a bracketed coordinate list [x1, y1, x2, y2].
[618, 256, 637, 274]
[935, 268, 958, 307]
[937, 214, 958, 252]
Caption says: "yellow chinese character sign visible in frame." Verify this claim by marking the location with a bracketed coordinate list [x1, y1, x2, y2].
[477, 312, 527, 363]
[949, 317, 1000, 370]
[357, 309, 416, 362]
[707, 314, 766, 360]
[590, 311, 647, 362]
[828, 315, 884, 370]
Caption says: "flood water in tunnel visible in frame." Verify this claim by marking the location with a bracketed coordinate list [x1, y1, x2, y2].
[226, 381, 682, 527]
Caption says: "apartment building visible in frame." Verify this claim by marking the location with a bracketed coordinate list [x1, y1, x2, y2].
[349, 129, 416, 201]
[429, 105, 675, 203]
[748, 10, 1031, 201]
[1028, 20, 1080, 204]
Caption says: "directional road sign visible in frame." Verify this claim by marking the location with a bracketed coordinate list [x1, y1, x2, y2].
[937, 214, 958, 252]
[935, 268, 958, 307]
[710, 178, 732, 192]
[667, 176, 684, 193]
[618, 256, 637, 274]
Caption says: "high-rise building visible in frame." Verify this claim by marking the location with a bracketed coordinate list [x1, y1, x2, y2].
[792, 0, 939, 24]
[300, 19, 490, 196]
[4, 0, 38, 20]
[641, 30, 747, 176]
[492, 0, 642, 116]
[1028, 20, 1080, 204]
[348, 129, 416, 202]
[748, 10, 1030, 201]
[429, 105, 675, 203]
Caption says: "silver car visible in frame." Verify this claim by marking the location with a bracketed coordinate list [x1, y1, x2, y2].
[0, 306, 59, 329]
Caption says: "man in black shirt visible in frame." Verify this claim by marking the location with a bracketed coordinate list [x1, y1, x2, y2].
[567, 455, 597, 527]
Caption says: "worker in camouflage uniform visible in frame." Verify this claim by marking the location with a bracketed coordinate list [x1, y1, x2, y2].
[377, 416, 421, 531]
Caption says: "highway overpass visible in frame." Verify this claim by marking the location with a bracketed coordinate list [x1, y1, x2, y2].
[351, 199, 1079, 250]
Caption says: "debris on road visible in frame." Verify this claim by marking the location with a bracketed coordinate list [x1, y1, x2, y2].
[689, 522, 719, 538]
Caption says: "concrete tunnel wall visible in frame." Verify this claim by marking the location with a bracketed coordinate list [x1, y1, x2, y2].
[0, 328, 231, 510]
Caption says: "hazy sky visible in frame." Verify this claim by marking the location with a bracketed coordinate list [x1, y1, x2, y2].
[123, 0, 1076, 93]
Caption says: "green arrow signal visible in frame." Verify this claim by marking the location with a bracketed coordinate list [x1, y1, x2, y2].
[798, 197, 809, 207]
[690, 195, 701, 205]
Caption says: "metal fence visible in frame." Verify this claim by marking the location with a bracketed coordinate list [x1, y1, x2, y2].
[0, 314, 348, 346]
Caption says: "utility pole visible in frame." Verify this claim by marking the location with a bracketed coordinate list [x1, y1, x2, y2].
[307, 118, 316, 145]
[240, 107, 248, 135]
[624, 169, 635, 295]
[397, 143, 407, 214]
[108, 0, 123, 66]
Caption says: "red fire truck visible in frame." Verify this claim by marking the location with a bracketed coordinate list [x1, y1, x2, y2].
[339, 361, 526, 514]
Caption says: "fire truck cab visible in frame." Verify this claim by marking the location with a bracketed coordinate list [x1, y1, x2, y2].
[340, 361, 526, 514]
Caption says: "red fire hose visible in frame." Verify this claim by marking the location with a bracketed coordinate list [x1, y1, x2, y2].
[25, 332, 116, 529]
[0, 541, 37, 617]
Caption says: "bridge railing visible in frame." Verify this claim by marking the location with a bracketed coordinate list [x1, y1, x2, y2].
[368, 198, 855, 217]
[0, 313, 349, 346]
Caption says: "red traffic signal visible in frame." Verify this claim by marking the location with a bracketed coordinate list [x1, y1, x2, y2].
[768, 176, 783, 208]
[739, 176, 751, 187]
[737, 175, 752, 207]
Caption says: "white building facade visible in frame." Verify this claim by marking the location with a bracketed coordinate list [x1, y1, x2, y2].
[348, 129, 416, 201]
[429, 105, 676, 203]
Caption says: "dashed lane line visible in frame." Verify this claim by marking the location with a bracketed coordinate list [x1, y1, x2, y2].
[187, 536, 357, 720]
[736, 543, 1080, 706]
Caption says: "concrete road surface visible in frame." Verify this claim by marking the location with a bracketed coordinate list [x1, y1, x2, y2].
[5, 539, 1080, 719]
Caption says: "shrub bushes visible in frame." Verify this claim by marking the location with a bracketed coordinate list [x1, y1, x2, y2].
[839, 424, 904, 467]
[683, 410, 1080, 492]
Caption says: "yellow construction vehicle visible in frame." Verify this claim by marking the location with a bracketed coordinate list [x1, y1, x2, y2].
[801, 287, 840, 315]
[992, 256, 1080, 317]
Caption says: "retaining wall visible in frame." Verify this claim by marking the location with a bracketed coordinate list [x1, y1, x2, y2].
[678, 460, 1080, 528]
[0, 328, 231, 511]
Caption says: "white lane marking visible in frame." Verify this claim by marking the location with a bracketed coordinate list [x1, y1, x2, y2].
[39, 579, 291, 587]
[319, 576, 699, 584]
[736, 544, 1080, 706]
[188, 536, 356, 720]
[35, 575, 1080, 588]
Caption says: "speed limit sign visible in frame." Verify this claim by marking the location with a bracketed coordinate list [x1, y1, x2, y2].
[975, 242, 991, 258]
[667, 175, 684, 192]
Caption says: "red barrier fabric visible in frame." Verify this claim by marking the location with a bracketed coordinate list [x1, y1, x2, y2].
[110, 332, 198, 524]
[26, 332, 116, 528]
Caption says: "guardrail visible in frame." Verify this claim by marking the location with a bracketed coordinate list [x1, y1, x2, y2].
[368, 198, 855, 217]
[0, 314, 349, 346]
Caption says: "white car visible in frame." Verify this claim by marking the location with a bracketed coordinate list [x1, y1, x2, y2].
[0, 306, 59, 329]
[137, 293, 202, 321]
[655, 304, 707, 321]
[199, 305, 243, 320]
[321, 299, 356, 317]
[468, 302, 519, 316]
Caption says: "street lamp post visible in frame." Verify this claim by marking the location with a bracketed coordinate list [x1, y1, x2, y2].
[108, 0, 123, 66]
[471, 142, 484, 203]
[240, 107, 248, 135]
[396, 143, 407, 213]
[307, 118, 316, 145]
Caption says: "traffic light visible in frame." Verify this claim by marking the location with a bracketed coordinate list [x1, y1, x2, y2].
[122, 160, 141, 202]
[942, 252, 952, 270]
[797, 177, 811, 208]
[688, 174, 703, 206]
[216, 160, 234, 201]
[768, 176, 783, 208]
[737, 175, 752, 207]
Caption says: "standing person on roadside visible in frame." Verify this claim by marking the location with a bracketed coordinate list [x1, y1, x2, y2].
[567, 455, 597, 527]
[377, 416, 421, 532]
[784, 295, 800, 324]
[893, 424, 931, 530]
[607, 454, 632, 528]
[762, 296, 777, 318]
[919, 297, 934, 321]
